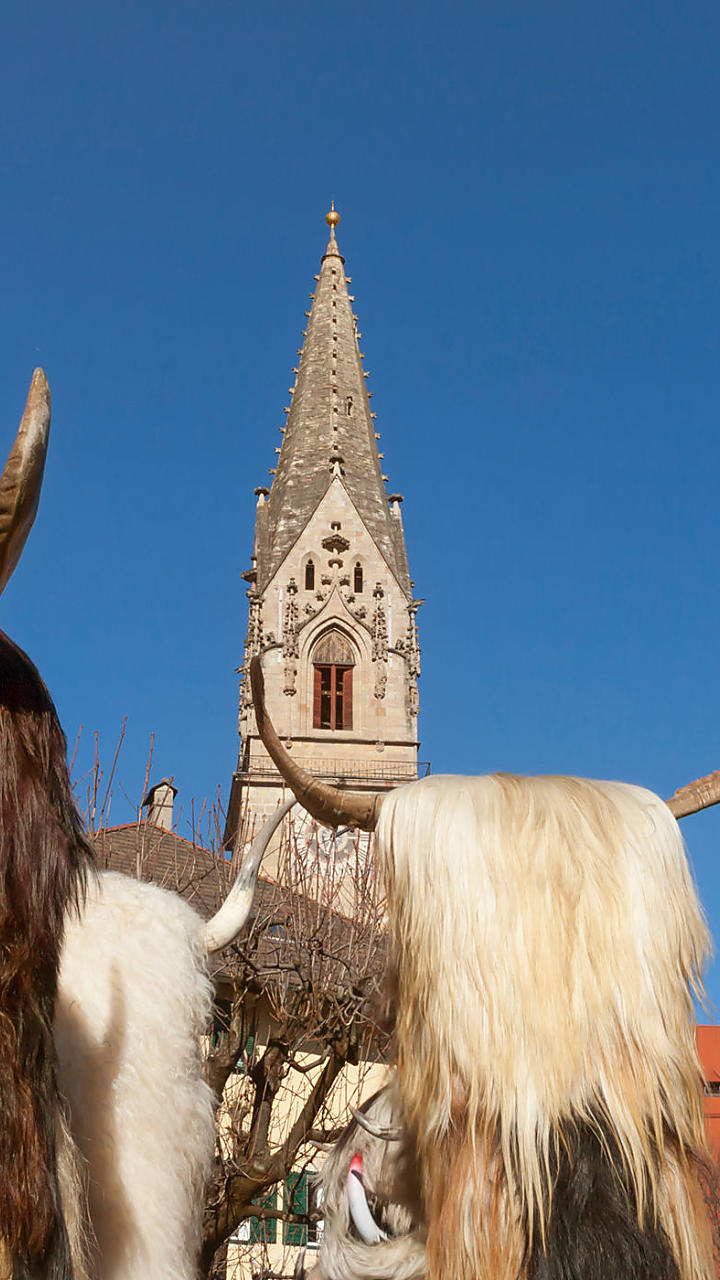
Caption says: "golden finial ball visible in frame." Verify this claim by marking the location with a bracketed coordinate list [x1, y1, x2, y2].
[325, 205, 341, 231]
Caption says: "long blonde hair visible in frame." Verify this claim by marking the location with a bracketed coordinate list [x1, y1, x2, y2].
[376, 774, 714, 1280]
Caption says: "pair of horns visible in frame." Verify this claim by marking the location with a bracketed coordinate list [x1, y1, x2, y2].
[250, 657, 720, 826]
[0, 371, 51, 597]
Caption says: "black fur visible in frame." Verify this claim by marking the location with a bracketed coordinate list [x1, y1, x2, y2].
[528, 1118, 681, 1280]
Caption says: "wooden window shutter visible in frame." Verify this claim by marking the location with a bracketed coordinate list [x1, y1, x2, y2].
[313, 666, 323, 728]
[342, 666, 353, 729]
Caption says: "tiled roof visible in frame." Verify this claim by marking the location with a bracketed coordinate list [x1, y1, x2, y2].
[93, 820, 228, 918]
[91, 821, 386, 987]
[93, 820, 309, 923]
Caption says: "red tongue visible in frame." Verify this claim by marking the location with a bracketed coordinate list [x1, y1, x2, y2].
[349, 1153, 363, 1177]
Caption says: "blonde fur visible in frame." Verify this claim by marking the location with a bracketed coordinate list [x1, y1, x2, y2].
[54, 872, 216, 1280]
[375, 774, 714, 1280]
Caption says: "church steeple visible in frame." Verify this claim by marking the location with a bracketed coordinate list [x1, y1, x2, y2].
[227, 208, 421, 860]
[255, 207, 410, 594]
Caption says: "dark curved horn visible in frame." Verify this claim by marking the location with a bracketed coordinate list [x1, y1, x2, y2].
[350, 1106, 404, 1142]
[666, 770, 720, 820]
[250, 656, 383, 831]
[0, 370, 51, 596]
[200, 798, 295, 951]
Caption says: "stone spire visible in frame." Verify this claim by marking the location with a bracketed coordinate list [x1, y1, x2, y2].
[254, 207, 411, 595]
[227, 207, 422, 856]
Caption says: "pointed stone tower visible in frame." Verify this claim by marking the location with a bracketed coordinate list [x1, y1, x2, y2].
[226, 208, 422, 865]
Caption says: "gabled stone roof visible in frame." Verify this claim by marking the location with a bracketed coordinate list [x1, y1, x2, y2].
[255, 213, 411, 595]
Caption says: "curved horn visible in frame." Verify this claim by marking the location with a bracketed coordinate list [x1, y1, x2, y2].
[200, 798, 295, 952]
[0, 370, 51, 597]
[347, 1154, 388, 1244]
[666, 769, 720, 820]
[350, 1106, 404, 1142]
[250, 656, 383, 831]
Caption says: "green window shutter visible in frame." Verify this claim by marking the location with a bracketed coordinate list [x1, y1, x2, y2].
[210, 999, 231, 1049]
[284, 1172, 308, 1246]
[248, 1187, 277, 1244]
[236, 1031, 255, 1075]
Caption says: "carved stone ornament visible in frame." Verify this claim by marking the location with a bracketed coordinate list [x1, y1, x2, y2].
[322, 532, 351, 554]
[404, 599, 423, 717]
[312, 630, 355, 667]
[405, 601, 422, 679]
[282, 578, 300, 695]
[374, 662, 387, 700]
[371, 591, 388, 664]
[238, 587, 265, 734]
[247, 591, 264, 652]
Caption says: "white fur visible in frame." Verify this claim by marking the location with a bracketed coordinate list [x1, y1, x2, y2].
[317, 1083, 426, 1280]
[55, 872, 216, 1280]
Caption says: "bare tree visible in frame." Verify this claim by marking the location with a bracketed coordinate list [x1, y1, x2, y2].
[201, 816, 389, 1278]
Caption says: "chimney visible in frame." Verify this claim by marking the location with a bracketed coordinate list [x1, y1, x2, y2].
[142, 778, 177, 831]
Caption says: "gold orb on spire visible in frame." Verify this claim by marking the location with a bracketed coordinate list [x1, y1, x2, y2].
[325, 200, 341, 232]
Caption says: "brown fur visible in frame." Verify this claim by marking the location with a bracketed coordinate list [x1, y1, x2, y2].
[0, 632, 94, 1275]
[426, 1114, 524, 1280]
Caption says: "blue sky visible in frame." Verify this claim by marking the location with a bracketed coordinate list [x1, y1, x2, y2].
[1, 1, 720, 1004]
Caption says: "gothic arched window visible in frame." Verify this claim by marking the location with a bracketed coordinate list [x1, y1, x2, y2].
[305, 559, 315, 591]
[312, 631, 354, 730]
[353, 561, 363, 594]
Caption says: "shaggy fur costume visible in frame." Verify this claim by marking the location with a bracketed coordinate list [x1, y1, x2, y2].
[54, 873, 216, 1280]
[315, 1082, 426, 1280]
[374, 774, 714, 1280]
[0, 633, 94, 1279]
